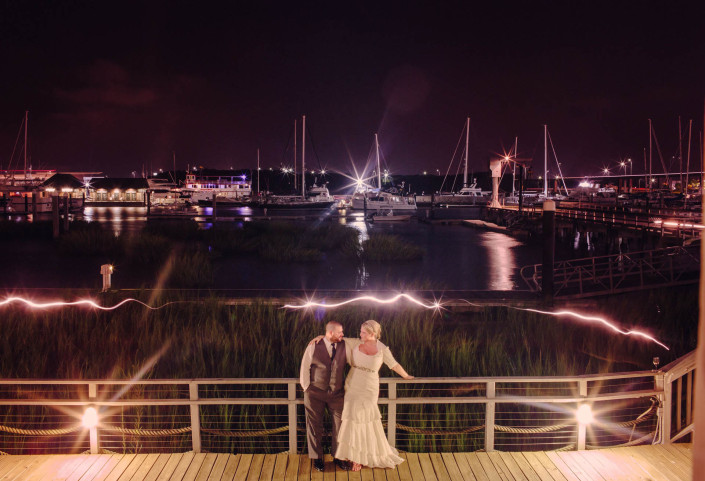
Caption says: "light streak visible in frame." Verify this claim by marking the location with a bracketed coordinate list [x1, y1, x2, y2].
[521, 308, 669, 350]
[283, 293, 442, 310]
[284, 294, 668, 350]
[0, 296, 172, 311]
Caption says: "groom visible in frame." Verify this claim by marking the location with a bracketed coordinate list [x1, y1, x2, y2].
[299, 321, 350, 471]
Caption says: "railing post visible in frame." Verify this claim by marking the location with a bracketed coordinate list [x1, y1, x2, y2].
[88, 383, 99, 454]
[676, 377, 682, 431]
[189, 383, 201, 453]
[655, 373, 671, 444]
[288, 382, 297, 454]
[686, 371, 693, 426]
[388, 381, 397, 448]
[485, 381, 495, 452]
[577, 380, 587, 450]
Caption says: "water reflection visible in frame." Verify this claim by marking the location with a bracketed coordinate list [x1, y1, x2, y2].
[479, 231, 521, 290]
[82, 207, 147, 235]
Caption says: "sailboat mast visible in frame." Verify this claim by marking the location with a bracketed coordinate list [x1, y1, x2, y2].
[24, 110, 28, 181]
[686, 119, 692, 196]
[294, 119, 297, 191]
[375, 133, 381, 190]
[302, 115, 306, 198]
[649, 118, 653, 192]
[679, 116, 683, 191]
[512, 136, 518, 196]
[463, 117, 469, 187]
[543, 124, 548, 197]
[257, 148, 260, 195]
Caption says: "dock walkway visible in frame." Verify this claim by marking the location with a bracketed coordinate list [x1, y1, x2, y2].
[0, 444, 692, 480]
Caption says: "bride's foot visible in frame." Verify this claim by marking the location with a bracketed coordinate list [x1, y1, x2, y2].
[352, 462, 362, 472]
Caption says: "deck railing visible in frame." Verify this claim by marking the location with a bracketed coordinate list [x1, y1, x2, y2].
[0, 351, 695, 455]
[520, 245, 700, 297]
[555, 206, 703, 238]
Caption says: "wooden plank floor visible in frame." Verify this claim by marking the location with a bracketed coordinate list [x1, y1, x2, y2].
[0, 445, 691, 480]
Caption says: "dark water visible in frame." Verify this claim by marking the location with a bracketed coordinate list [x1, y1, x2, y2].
[2, 206, 544, 291]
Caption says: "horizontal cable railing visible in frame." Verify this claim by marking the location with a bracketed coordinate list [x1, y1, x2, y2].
[0, 351, 695, 455]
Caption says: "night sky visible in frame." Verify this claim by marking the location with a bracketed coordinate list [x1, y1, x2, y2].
[1, 1, 703, 178]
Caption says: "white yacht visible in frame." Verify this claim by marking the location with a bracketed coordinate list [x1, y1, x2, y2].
[261, 184, 336, 209]
[351, 190, 417, 212]
[185, 172, 252, 205]
[350, 133, 417, 213]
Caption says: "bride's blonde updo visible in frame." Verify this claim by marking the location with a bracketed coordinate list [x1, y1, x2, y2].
[361, 320, 382, 340]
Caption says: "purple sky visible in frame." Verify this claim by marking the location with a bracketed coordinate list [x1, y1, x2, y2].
[1, 1, 703, 177]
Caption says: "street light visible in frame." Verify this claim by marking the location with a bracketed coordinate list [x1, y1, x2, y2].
[576, 404, 594, 425]
[602, 168, 610, 175]
[627, 158, 632, 175]
[620, 161, 626, 174]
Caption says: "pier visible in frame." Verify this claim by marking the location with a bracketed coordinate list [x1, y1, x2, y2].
[0, 446, 694, 480]
[0, 352, 695, 478]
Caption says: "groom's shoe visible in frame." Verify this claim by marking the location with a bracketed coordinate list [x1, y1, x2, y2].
[334, 459, 350, 470]
[313, 459, 325, 472]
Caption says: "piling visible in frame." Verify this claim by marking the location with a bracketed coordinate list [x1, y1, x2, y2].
[31, 192, 37, 217]
[542, 200, 556, 305]
[52, 196, 60, 238]
[63, 195, 70, 232]
[212, 195, 217, 222]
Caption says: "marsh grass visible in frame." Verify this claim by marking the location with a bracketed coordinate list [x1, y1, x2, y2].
[0, 220, 53, 240]
[57, 222, 123, 256]
[206, 222, 361, 262]
[361, 233, 425, 262]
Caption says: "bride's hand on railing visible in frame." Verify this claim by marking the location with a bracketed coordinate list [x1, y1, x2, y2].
[402, 374, 415, 380]
[308, 335, 325, 346]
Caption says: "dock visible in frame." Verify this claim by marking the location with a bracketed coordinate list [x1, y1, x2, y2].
[0, 445, 693, 480]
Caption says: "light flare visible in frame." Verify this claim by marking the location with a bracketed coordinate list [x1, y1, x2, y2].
[0, 296, 172, 311]
[521, 308, 669, 350]
[283, 293, 442, 310]
[284, 294, 668, 350]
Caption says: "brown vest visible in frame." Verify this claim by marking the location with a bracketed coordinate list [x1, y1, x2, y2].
[308, 340, 346, 394]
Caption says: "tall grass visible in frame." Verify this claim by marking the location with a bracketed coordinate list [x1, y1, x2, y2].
[0, 287, 694, 379]
[362, 233, 425, 262]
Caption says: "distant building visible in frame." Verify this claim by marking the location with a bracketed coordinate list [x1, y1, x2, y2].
[86, 178, 150, 205]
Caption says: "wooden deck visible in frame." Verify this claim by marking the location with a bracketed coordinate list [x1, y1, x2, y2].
[0, 445, 692, 480]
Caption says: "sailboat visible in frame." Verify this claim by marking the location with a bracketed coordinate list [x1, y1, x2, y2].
[259, 116, 336, 209]
[350, 134, 417, 213]
[2, 111, 85, 214]
[434, 118, 490, 205]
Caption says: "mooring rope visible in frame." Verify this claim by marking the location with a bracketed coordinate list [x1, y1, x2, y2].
[394, 423, 485, 435]
[0, 399, 658, 443]
[587, 431, 654, 449]
[100, 425, 192, 436]
[0, 424, 82, 436]
[80, 448, 119, 455]
[202, 426, 289, 437]
[494, 423, 571, 434]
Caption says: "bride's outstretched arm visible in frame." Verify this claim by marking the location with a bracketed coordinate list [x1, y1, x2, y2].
[392, 364, 414, 380]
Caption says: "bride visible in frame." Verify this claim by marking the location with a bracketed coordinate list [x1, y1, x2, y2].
[312, 320, 414, 471]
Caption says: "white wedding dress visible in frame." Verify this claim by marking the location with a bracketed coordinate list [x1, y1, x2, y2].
[335, 341, 404, 468]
